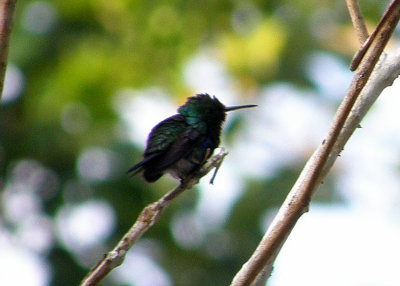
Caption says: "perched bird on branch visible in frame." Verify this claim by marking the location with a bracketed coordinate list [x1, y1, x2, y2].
[127, 93, 256, 182]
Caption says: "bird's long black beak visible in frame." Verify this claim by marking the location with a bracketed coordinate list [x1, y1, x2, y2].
[225, 104, 257, 112]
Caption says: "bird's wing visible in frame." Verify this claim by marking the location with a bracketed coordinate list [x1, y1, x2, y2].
[127, 115, 187, 176]
[150, 127, 201, 173]
[144, 115, 189, 156]
[127, 115, 201, 176]
[144, 114, 202, 173]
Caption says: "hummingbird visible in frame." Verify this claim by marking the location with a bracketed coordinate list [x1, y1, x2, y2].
[127, 93, 257, 182]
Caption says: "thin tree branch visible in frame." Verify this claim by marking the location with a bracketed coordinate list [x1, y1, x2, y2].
[351, 0, 399, 71]
[323, 51, 400, 177]
[80, 148, 229, 286]
[230, 1, 400, 285]
[0, 0, 16, 101]
[346, 0, 369, 44]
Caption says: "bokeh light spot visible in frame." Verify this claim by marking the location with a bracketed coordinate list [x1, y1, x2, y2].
[0, 243, 51, 286]
[77, 147, 120, 182]
[22, 1, 58, 34]
[113, 240, 172, 286]
[171, 210, 204, 249]
[1, 64, 24, 104]
[61, 102, 91, 135]
[55, 200, 116, 250]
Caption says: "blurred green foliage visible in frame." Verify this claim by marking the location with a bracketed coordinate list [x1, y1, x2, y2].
[0, 0, 384, 285]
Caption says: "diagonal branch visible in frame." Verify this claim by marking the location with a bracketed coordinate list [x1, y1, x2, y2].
[0, 0, 17, 100]
[230, 1, 400, 285]
[80, 148, 228, 286]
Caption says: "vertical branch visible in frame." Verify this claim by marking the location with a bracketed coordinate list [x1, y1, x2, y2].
[346, 0, 369, 44]
[0, 0, 17, 100]
[350, 0, 398, 70]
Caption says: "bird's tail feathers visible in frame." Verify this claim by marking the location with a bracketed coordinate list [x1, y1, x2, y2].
[126, 162, 144, 177]
[126, 153, 160, 177]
